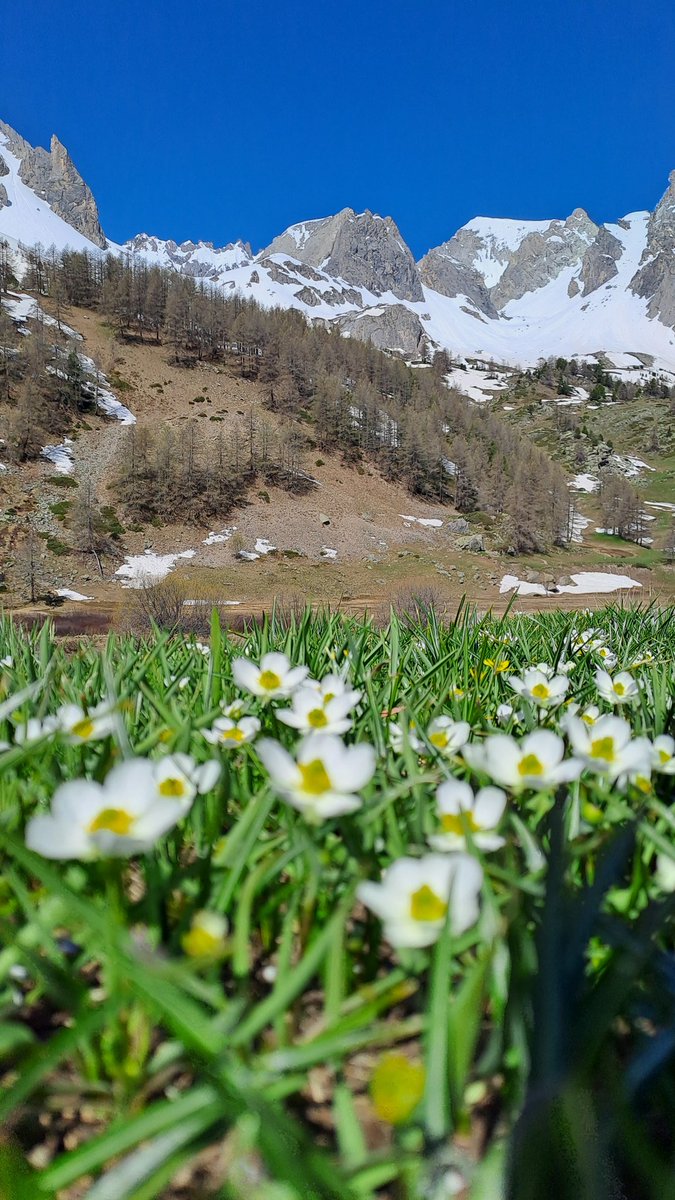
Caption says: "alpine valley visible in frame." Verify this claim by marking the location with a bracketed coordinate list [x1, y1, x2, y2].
[1, 117, 675, 623]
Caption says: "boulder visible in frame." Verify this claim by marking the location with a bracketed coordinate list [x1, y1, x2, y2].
[456, 534, 485, 552]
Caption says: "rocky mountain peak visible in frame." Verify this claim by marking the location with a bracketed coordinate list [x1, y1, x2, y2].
[0, 120, 106, 248]
[261, 207, 423, 302]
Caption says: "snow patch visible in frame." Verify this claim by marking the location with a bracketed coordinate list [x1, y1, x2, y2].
[500, 571, 641, 597]
[42, 439, 74, 475]
[400, 515, 443, 528]
[115, 549, 195, 588]
[56, 588, 92, 602]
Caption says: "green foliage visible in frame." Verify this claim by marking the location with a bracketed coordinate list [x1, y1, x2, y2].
[0, 606, 673, 1198]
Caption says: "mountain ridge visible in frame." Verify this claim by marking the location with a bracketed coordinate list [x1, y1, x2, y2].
[2, 118, 675, 376]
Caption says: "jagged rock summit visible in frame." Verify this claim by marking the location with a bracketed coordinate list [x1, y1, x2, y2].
[2, 117, 675, 374]
[0, 119, 105, 247]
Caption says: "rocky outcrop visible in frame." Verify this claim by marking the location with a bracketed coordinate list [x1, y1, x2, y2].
[491, 210, 599, 308]
[0, 120, 106, 247]
[578, 225, 623, 294]
[630, 171, 675, 329]
[337, 304, 425, 355]
[418, 231, 498, 317]
[263, 208, 423, 302]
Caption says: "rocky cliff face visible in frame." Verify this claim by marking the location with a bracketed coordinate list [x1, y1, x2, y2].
[0, 120, 106, 247]
[630, 172, 675, 329]
[263, 208, 423, 302]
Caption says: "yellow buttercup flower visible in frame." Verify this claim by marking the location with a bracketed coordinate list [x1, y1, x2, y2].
[370, 1053, 425, 1125]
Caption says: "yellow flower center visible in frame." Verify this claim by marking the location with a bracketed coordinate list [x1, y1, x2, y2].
[298, 759, 331, 795]
[429, 730, 449, 748]
[308, 708, 329, 729]
[158, 777, 187, 797]
[222, 727, 245, 742]
[410, 884, 447, 922]
[440, 811, 480, 836]
[323, 692, 336, 703]
[72, 718, 96, 740]
[582, 711, 597, 725]
[518, 753, 544, 777]
[590, 736, 616, 763]
[89, 808, 134, 835]
[658, 749, 671, 765]
[633, 774, 652, 794]
[259, 670, 282, 691]
[614, 682, 626, 697]
[182, 927, 223, 958]
[370, 1053, 426, 1125]
[531, 683, 550, 700]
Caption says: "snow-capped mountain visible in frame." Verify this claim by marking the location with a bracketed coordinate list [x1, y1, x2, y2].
[2, 118, 675, 375]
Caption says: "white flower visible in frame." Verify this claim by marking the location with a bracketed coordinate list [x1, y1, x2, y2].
[54, 703, 119, 744]
[562, 703, 600, 729]
[595, 669, 639, 706]
[151, 753, 221, 810]
[651, 734, 675, 775]
[357, 854, 484, 948]
[257, 734, 375, 821]
[425, 716, 471, 756]
[221, 698, 250, 719]
[304, 673, 361, 704]
[193, 641, 211, 657]
[429, 780, 506, 853]
[389, 719, 424, 754]
[0, 655, 13, 668]
[202, 716, 261, 747]
[566, 714, 652, 782]
[655, 853, 675, 893]
[596, 646, 618, 669]
[507, 668, 569, 708]
[14, 716, 58, 744]
[25, 759, 189, 860]
[463, 730, 581, 790]
[495, 703, 514, 725]
[232, 652, 309, 700]
[277, 686, 359, 736]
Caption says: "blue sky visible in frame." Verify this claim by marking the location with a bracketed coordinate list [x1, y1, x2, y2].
[2, 0, 674, 257]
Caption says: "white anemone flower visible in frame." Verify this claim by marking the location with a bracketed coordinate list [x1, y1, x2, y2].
[304, 673, 361, 704]
[202, 716, 261, 747]
[562, 703, 600, 729]
[25, 759, 189, 860]
[595, 669, 639, 706]
[566, 714, 652, 782]
[277, 687, 358, 736]
[425, 716, 471, 756]
[429, 780, 506, 853]
[257, 734, 375, 821]
[55, 703, 119, 744]
[495, 703, 515, 725]
[651, 734, 675, 775]
[357, 854, 484, 948]
[655, 853, 675, 893]
[14, 716, 59, 744]
[1, 655, 13, 668]
[596, 645, 618, 669]
[507, 668, 569, 708]
[221, 698, 250, 719]
[232, 652, 309, 700]
[151, 753, 221, 811]
[389, 719, 424, 754]
[463, 730, 581, 791]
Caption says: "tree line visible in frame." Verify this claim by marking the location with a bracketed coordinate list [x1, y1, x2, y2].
[3, 242, 582, 551]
